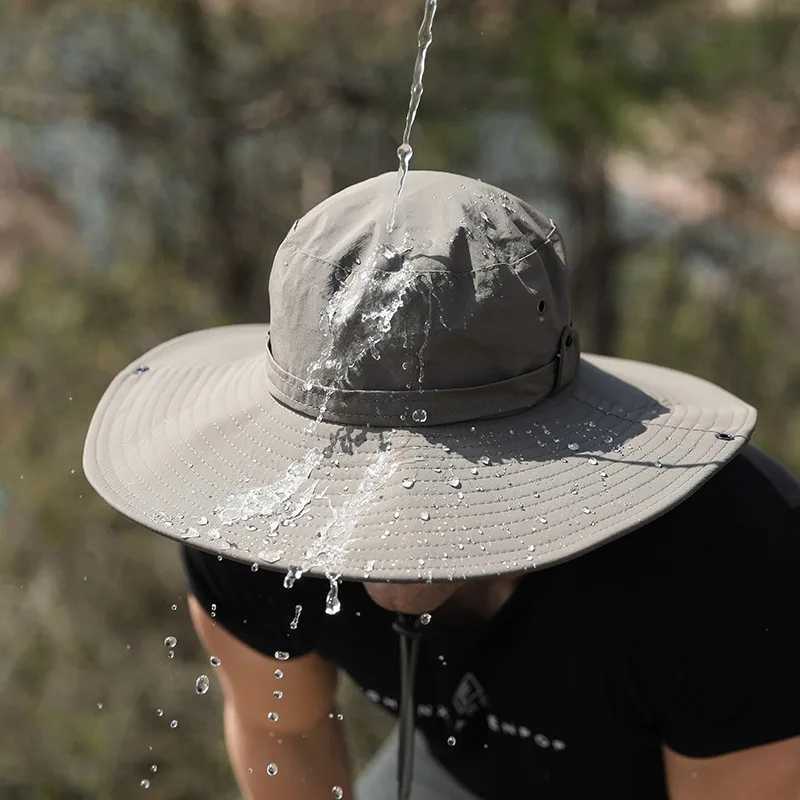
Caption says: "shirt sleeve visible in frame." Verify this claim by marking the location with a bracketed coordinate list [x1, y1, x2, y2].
[179, 543, 326, 659]
[630, 502, 800, 759]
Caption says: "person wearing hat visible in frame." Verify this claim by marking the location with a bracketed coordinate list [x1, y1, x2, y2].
[83, 171, 800, 800]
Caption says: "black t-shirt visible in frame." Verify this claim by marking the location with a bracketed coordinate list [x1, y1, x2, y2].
[180, 444, 800, 799]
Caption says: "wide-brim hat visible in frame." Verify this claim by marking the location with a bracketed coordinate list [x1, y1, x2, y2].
[83, 171, 756, 583]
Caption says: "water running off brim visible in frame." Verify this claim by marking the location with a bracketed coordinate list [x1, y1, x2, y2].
[387, 0, 438, 233]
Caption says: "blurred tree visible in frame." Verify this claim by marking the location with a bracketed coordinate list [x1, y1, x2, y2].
[1, 1, 799, 797]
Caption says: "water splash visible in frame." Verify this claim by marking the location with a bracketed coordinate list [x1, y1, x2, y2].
[305, 448, 399, 581]
[214, 452, 322, 525]
[387, 0, 439, 233]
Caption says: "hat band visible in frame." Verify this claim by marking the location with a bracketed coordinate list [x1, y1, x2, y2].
[264, 326, 580, 427]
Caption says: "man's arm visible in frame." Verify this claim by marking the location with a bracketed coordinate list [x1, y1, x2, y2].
[188, 593, 353, 800]
[664, 737, 800, 800]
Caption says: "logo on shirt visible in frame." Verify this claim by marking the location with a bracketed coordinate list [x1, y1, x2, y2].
[363, 675, 567, 752]
[452, 672, 488, 716]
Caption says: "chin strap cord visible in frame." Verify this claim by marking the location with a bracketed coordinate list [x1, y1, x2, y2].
[393, 613, 424, 800]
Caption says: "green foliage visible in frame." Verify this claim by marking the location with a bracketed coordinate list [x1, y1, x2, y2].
[616, 242, 800, 473]
[0, 261, 236, 797]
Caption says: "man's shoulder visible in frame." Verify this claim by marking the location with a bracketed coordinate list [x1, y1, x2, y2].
[645, 443, 797, 548]
[732, 444, 800, 509]
[579, 444, 799, 608]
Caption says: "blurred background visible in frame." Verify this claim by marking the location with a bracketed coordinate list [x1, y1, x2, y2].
[1, 0, 799, 796]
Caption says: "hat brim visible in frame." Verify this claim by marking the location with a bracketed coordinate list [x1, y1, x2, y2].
[83, 323, 756, 583]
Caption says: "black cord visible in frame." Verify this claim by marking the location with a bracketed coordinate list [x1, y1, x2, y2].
[393, 613, 423, 800]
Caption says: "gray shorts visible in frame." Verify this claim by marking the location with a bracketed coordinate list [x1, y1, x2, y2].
[355, 728, 481, 800]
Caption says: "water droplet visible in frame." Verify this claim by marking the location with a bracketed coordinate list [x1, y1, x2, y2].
[331, 787, 344, 800]
[156, 708, 164, 717]
[150, 764, 158, 773]
[258, 550, 283, 564]
[209, 656, 222, 668]
[163, 636, 177, 649]
[140, 779, 151, 789]
[588, 458, 598, 466]
[266, 762, 279, 776]
[195, 674, 210, 695]
[197, 516, 208, 525]
[274, 668, 284, 679]
[479, 456, 491, 466]
[655, 461, 663, 469]
[600, 471, 609, 479]
[283, 565, 304, 589]
[169, 719, 179, 729]
[715, 432, 735, 441]
[325, 576, 341, 616]
[274, 651, 290, 661]
[289, 604, 303, 630]
[402, 478, 416, 489]
[273, 690, 284, 700]
[180, 527, 200, 540]
[419, 613, 432, 625]
[170, 604, 178, 612]
[397, 142, 413, 162]
[447, 735, 456, 746]
[448, 477, 461, 489]
[267, 711, 280, 722]
[250, 563, 259, 572]
[582, 507, 592, 515]
[167, 649, 175, 660]
[420, 511, 430, 521]
[539, 516, 547, 524]
[411, 409, 428, 423]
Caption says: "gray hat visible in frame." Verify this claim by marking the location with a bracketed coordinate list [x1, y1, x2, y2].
[83, 170, 757, 582]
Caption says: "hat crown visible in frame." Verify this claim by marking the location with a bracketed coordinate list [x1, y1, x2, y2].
[268, 171, 573, 408]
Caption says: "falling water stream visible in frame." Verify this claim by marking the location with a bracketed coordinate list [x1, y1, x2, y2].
[387, 0, 439, 233]
[206, 0, 444, 622]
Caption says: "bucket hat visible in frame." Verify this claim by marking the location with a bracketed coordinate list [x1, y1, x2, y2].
[82, 170, 757, 585]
